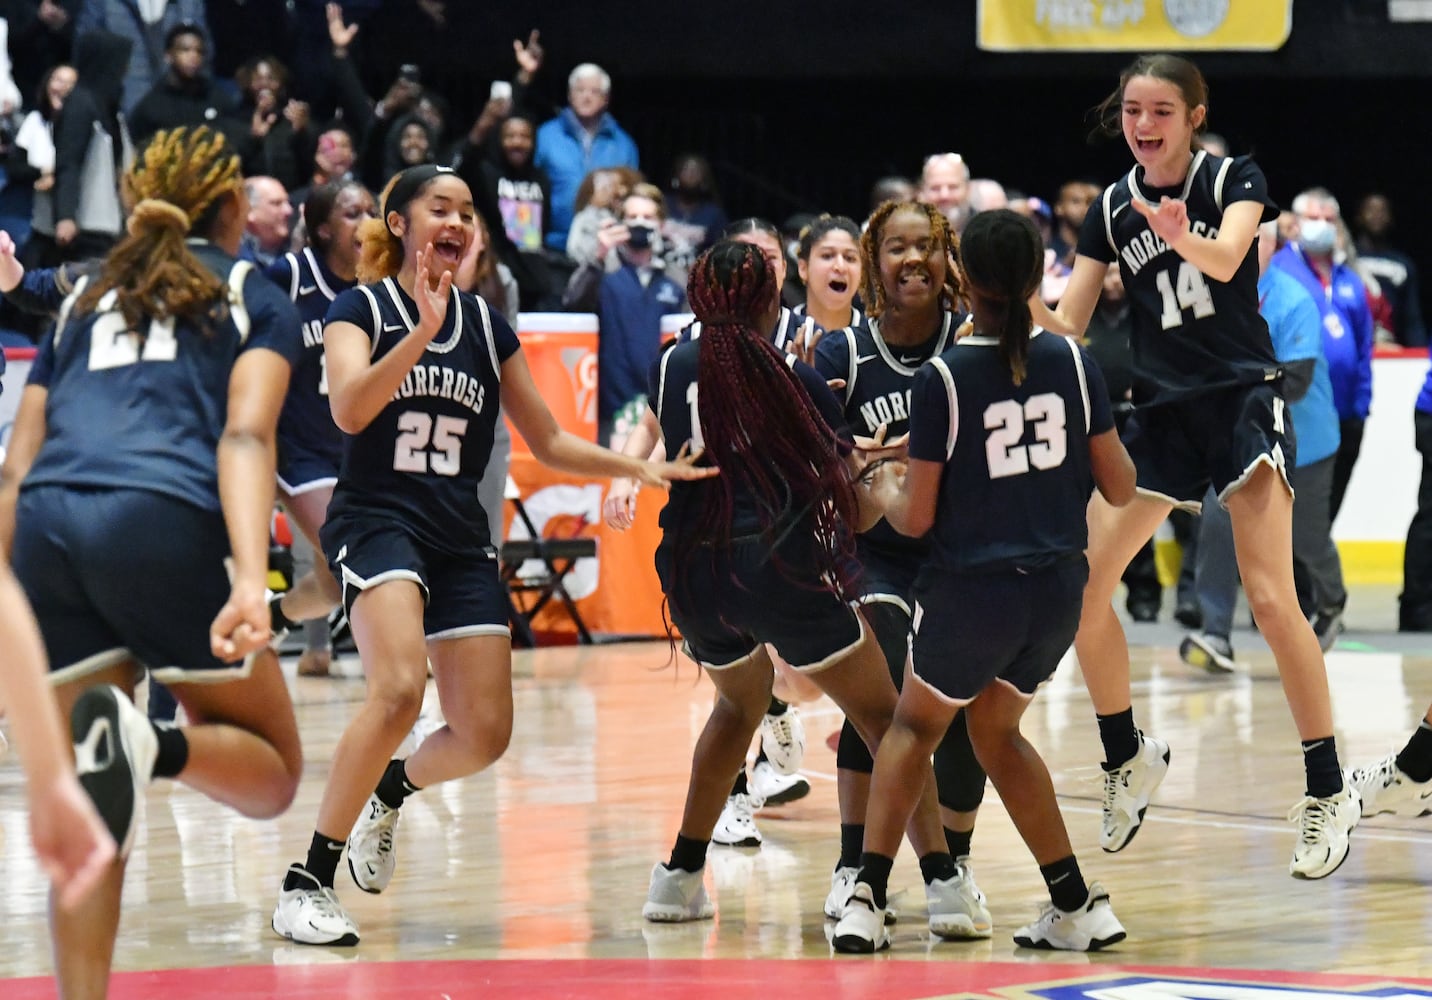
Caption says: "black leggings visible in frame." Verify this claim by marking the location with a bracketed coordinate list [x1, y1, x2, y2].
[834, 600, 988, 813]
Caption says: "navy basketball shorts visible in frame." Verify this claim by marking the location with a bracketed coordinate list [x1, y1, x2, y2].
[855, 549, 919, 613]
[909, 555, 1088, 703]
[1121, 382, 1296, 511]
[321, 513, 509, 641]
[656, 533, 864, 672]
[13, 485, 248, 685]
[276, 438, 341, 496]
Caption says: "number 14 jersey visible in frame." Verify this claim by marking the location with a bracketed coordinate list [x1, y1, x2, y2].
[325, 278, 520, 555]
[1076, 151, 1280, 407]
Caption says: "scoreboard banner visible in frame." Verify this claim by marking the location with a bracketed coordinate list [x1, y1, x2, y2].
[977, 1, 1293, 52]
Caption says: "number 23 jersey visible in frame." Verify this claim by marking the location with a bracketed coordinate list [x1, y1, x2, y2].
[1076, 151, 1279, 406]
[908, 331, 1113, 573]
[324, 277, 520, 554]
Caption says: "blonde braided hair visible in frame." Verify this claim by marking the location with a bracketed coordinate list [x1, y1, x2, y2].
[75, 127, 244, 335]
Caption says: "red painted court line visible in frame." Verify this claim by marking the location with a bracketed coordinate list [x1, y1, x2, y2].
[5, 959, 1431, 1000]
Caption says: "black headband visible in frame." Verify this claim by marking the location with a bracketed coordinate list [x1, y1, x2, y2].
[383, 164, 456, 233]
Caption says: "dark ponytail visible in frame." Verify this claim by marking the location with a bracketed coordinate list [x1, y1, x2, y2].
[956, 209, 1044, 386]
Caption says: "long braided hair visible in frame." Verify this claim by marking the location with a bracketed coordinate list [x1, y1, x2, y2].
[74, 127, 243, 334]
[859, 200, 964, 320]
[681, 240, 860, 597]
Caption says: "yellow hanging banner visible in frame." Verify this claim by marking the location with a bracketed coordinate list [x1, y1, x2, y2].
[977, 1, 1293, 51]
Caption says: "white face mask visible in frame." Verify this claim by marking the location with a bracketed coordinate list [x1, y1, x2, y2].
[1298, 217, 1337, 254]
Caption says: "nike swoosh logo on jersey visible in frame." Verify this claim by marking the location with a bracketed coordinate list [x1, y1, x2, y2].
[298, 284, 317, 294]
[1112, 204, 1128, 218]
[900, 355, 922, 365]
[855, 354, 878, 365]
[383, 323, 405, 333]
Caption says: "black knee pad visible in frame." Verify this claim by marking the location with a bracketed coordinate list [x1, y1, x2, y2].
[862, 600, 912, 689]
[836, 716, 874, 772]
[934, 709, 988, 812]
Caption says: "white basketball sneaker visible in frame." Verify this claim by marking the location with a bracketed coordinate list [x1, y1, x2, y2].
[711, 793, 762, 847]
[1347, 751, 1432, 818]
[926, 859, 993, 940]
[272, 864, 360, 946]
[1288, 785, 1360, 879]
[1100, 733, 1171, 852]
[759, 707, 806, 775]
[1013, 882, 1126, 952]
[347, 794, 400, 893]
[642, 863, 714, 922]
[71, 685, 158, 858]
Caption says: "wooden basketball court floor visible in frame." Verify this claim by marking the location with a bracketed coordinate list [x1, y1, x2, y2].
[2, 587, 1431, 999]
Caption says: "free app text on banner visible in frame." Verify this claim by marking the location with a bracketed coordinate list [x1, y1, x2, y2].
[977, 1, 1293, 52]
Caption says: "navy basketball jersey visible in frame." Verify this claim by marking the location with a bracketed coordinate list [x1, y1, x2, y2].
[679, 305, 808, 353]
[908, 331, 1114, 572]
[266, 247, 355, 465]
[814, 309, 958, 564]
[323, 277, 520, 554]
[1076, 151, 1280, 406]
[22, 242, 302, 512]
[792, 301, 864, 331]
[650, 338, 846, 537]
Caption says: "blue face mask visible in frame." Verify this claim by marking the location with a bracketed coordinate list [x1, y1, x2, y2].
[1298, 217, 1337, 254]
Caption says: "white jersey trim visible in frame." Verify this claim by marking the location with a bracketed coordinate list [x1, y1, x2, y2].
[927, 354, 959, 461]
[1059, 333, 1092, 433]
[870, 311, 954, 377]
[302, 247, 339, 302]
[355, 285, 383, 357]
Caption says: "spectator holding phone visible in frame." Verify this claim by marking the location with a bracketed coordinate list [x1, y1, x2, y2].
[593, 184, 685, 443]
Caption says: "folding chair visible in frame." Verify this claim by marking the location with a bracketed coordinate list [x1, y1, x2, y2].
[499, 476, 598, 646]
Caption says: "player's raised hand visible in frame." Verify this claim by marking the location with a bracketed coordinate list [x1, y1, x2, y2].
[635, 440, 719, 489]
[210, 581, 271, 663]
[1132, 196, 1190, 245]
[414, 243, 453, 340]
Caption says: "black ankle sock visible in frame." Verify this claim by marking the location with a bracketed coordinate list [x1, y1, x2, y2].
[269, 592, 298, 633]
[150, 722, 189, 779]
[944, 826, 972, 861]
[767, 697, 788, 716]
[839, 823, 864, 869]
[857, 851, 894, 909]
[1301, 736, 1343, 798]
[668, 833, 708, 873]
[918, 850, 956, 885]
[731, 769, 749, 797]
[298, 831, 345, 888]
[1040, 854, 1088, 912]
[374, 759, 421, 810]
[1396, 721, 1432, 783]
[1096, 709, 1140, 768]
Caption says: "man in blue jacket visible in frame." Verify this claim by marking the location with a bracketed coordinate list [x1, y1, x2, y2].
[535, 63, 639, 254]
[1273, 188, 1375, 524]
[1182, 222, 1348, 671]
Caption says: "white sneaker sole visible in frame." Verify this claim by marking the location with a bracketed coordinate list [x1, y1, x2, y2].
[270, 909, 360, 947]
[642, 901, 713, 922]
[930, 912, 993, 939]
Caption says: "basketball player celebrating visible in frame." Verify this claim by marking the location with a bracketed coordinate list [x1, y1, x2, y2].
[265, 180, 376, 677]
[1, 127, 307, 994]
[1032, 54, 1360, 877]
[793, 214, 864, 333]
[271, 164, 713, 947]
[808, 200, 993, 936]
[608, 216, 818, 848]
[641, 239, 955, 927]
[833, 208, 1136, 953]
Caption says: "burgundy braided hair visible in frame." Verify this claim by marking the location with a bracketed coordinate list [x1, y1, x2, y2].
[680, 240, 860, 598]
